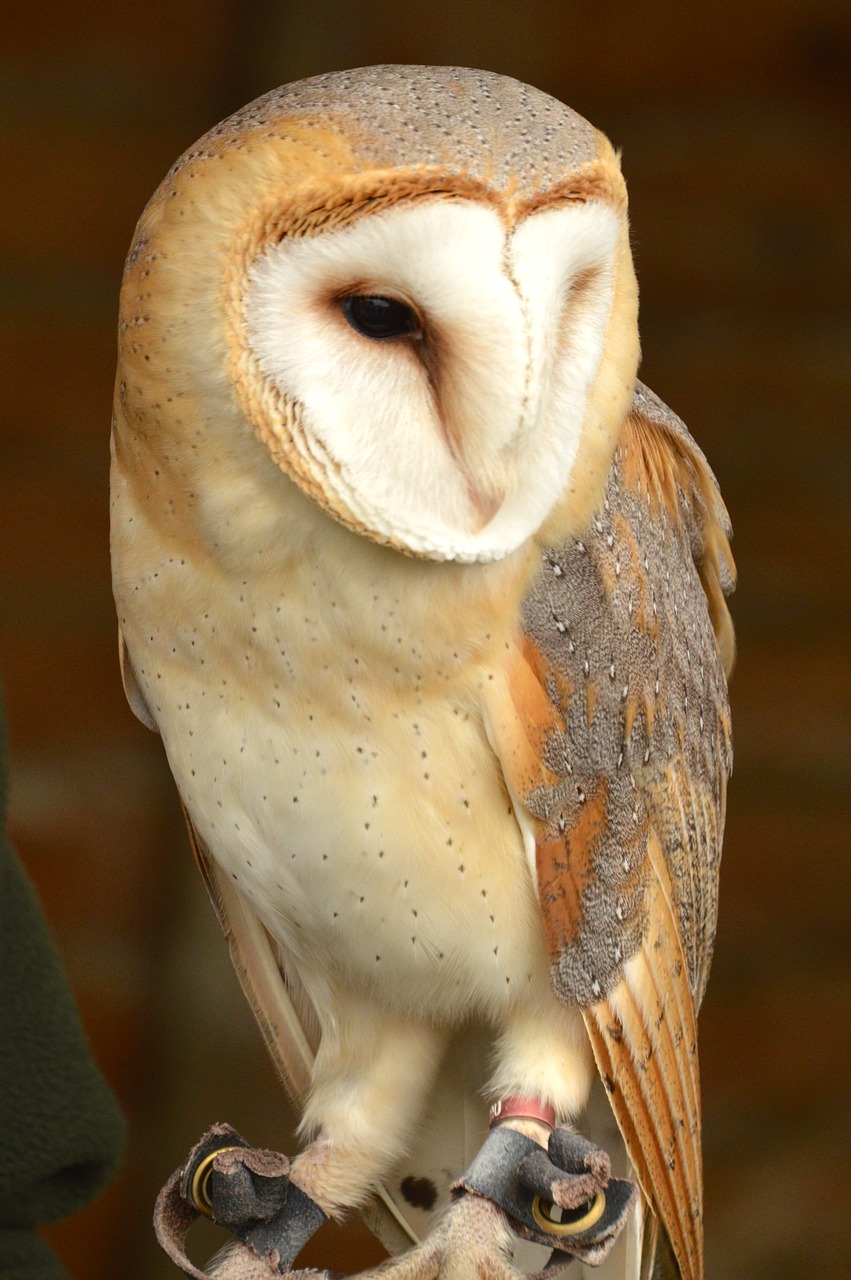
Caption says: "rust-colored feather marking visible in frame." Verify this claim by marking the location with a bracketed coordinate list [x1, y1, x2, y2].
[487, 642, 564, 800]
[494, 383, 733, 1279]
[534, 770, 651, 1000]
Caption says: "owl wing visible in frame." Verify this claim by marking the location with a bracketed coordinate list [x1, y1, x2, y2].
[489, 382, 734, 1280]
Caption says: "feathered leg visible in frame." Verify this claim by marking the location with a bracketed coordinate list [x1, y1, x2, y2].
[158, 996, 635, 1277]
[289, 997, 449, 1216]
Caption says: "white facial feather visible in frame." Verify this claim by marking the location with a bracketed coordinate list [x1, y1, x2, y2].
[246, 197, 620, 562]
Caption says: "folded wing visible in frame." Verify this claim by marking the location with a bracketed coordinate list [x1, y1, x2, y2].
[494, 382, 734, 1280]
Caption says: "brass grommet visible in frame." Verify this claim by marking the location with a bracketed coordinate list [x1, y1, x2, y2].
[189, 1146, 242, 1218]
[531, 1187, 606, 1236]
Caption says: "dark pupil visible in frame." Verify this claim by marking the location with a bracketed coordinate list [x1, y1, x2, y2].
[342, 294, 416, 340]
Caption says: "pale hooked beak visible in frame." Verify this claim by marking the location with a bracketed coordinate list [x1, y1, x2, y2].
[467, 481, 506, 531]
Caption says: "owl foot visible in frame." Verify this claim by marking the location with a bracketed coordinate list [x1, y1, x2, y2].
[175, 1194, 521, 1280]
[154, 1123, 636, 1278]
[363, 1194, 522, 1280]
[154, 1123, 327, 1279]
[452, 1124, 637, 1270]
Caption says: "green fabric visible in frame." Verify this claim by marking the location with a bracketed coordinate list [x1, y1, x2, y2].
[0, 1229, 73, 1280]
[0, 692, 125, 1275]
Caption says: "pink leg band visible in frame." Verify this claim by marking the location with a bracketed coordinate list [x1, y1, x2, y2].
[489, 1095, 556, 1130]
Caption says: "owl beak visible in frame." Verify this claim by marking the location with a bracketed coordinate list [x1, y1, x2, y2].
[440, 415, 506, 530]
[467, 482, 505, 531]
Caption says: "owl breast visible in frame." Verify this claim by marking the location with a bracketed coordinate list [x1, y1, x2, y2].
[121, 524, 552, 1025]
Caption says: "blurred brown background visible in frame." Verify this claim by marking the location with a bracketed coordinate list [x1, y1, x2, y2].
[2, 1, 849, 1277]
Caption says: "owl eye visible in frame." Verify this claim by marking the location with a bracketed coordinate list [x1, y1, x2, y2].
[341, 294, 419, 341]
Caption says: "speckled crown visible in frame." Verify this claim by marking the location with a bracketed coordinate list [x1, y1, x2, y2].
[170, 65, 602, 195]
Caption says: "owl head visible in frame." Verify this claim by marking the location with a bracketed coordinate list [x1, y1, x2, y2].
[115, 66, 639, 566]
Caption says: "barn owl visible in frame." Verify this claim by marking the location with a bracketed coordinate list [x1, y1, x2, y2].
[110, 66, 734, 1280]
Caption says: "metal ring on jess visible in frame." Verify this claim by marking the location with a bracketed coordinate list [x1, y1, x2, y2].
[531, 1187, 606, 1237]
[188, 1146, 243, 1218]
